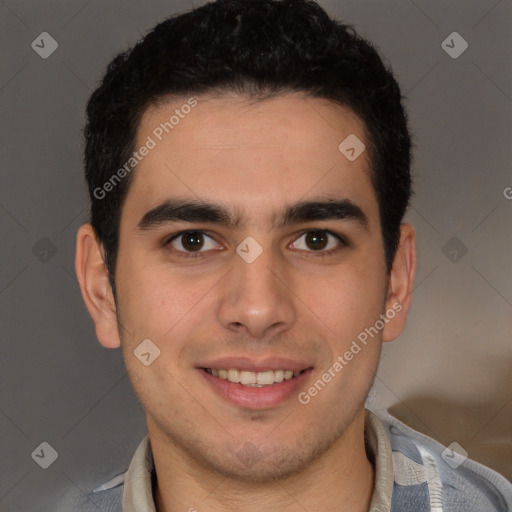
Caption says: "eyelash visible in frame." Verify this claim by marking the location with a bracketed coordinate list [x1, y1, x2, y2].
[163, 229, 348, 259]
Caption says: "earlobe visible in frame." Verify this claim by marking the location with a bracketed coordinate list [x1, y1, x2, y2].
[382, 223, 416, 343]
[75, 223, 121, 349]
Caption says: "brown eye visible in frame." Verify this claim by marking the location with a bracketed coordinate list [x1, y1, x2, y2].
[290, 229, 346, 254]
[167, 231, 219, 256]
[304, 230, 328, 250]
[180, 231, 204, 251]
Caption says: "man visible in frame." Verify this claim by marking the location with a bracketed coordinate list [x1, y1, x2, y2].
[74, 0, 512, 510]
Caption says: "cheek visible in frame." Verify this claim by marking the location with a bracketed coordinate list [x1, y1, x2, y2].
[115, 254, 218, 355]
[118, 279, 188, 343]
[298, 261, 386, 338]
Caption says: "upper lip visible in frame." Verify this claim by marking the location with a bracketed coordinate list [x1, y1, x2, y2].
[198, 357, 313, 373]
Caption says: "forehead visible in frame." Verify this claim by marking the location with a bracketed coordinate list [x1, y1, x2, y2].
[124, 93, 377, 228]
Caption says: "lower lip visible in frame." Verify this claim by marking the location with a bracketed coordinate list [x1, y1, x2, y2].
[198, 368, 314, 409]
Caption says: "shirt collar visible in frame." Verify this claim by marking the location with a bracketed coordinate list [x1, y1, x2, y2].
[120, 408, 394, 512]
[365, 409, 394, 512]
[121, 434, 156, 512]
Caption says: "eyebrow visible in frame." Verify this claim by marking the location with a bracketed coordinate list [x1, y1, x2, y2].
[136, 197, 368, 232]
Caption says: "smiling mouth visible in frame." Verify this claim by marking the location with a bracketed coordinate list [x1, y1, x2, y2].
[201, 368, 309, 387]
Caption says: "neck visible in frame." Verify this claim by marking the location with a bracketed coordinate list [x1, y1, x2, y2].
[151, 408, 375, 512]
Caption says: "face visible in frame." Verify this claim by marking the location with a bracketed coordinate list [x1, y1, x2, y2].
[79, 93, 412, 482]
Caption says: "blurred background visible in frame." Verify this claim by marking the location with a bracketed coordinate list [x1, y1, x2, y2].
[1, 0, 511, 510]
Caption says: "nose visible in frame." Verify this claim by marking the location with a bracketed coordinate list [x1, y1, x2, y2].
[217, 244, 296, 340]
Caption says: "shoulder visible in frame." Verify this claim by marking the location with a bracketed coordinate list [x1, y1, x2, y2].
[51, 481, 123, 512]
[371, 408, 512, 512]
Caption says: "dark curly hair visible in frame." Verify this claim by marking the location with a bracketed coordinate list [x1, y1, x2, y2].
[83, 0, 412, 296]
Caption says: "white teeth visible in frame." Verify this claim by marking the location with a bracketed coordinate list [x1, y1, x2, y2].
[240, 371, 256, 385]
[206, 368, 301, 386]
[256, 370, 275, 385]
[227, 369, 240, 383]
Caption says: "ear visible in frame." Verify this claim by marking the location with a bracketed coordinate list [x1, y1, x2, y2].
[75, 223, 121, 349]
[382, 223, 416, 343]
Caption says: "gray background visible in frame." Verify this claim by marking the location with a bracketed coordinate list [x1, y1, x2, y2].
[1, 0, 511, 510]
